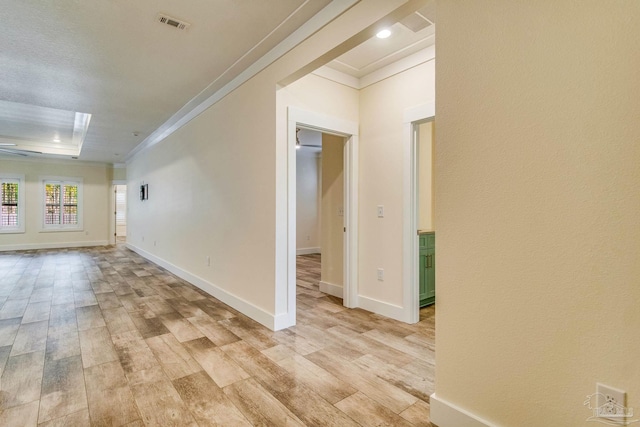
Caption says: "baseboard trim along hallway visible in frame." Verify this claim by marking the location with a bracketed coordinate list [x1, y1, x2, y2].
[430, 393, 495, 427]
[126, 243, 277, 330]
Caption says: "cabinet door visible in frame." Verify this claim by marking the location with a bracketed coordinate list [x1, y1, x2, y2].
[419, 249, 428, 303]
[424, 248, 435, 300]
[419, 233, 435, 307]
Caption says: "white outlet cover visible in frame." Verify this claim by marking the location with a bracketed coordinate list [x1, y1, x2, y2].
[377, 205, 384, 218]
[596, 383, 627, 421]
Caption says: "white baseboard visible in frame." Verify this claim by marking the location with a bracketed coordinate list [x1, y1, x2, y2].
[296, 247, 321, 255]
[319, 281, 343, 298]
[126, 243, 280, 331]
[0, 240, 109, 252]
[357, 295, 406, 322]
[430, 393, 495, 427]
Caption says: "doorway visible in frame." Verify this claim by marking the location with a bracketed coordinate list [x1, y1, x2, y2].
[114, 184, 127, 243]
[402, 102, 435, 323]
[415, 120, 435, 308]
[283, 106, 358, 329]
[295, 128, 346, 301]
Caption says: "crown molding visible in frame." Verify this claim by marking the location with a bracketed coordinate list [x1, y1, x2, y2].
[312, 43, 435, 90]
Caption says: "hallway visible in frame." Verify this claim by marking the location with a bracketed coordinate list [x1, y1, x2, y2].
[0, 246, 434, 426]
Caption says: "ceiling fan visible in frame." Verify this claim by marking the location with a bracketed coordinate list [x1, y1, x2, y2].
[0, 143, 42, 156]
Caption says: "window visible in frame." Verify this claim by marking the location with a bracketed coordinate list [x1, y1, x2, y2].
[0, 175, 25, 233]
[42, 177, 83, 230]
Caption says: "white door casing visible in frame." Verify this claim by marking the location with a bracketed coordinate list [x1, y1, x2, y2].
[282, 106, 359, 329]
[403, 102, 435, 323]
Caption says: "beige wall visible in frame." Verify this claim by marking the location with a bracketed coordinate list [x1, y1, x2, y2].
[0, 158, 111, 250]
[418, 121, 434, 231]
[112, 167, 126, 181]
[434, 1, 640, 426]
[359, 60, 435, 306]
[320, 133, 344, 288]
[279, 73, 360, 123]
[296, 148, 320, 251]
[127, 77, 278, 314]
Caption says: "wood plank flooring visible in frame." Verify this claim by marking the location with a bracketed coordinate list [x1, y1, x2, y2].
[0, 246, 435, 426]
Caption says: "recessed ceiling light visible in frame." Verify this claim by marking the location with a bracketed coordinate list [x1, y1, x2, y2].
[376, 29, 391, 39]
[53, 138, 61, 143]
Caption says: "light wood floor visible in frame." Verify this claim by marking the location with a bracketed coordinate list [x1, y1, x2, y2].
[0, 246, 435, 426]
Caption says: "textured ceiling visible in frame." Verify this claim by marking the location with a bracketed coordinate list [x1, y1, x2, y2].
[0, 0, 330, 163]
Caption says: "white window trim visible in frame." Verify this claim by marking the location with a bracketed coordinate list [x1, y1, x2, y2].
[0, 174, 25, 234]
[40, 176, 84, 232]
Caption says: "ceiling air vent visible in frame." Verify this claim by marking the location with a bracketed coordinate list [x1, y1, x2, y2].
[156, 13, 191, 31]
[399, 12, 432, 33]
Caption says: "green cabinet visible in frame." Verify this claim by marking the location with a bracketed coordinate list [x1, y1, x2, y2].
[419, 232, 435, 307]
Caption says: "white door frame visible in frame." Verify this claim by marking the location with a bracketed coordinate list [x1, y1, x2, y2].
[287, 106, 359, 322]
[402, 102, 435, 323]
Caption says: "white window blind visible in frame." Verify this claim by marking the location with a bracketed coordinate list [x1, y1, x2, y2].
[0, 176, 24, 233]
[42, 177, 83, 230]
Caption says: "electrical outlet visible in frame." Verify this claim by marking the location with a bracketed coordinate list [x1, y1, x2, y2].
[596, 383, 627, 422]
[377, 268, 384, 281]
[337, 207, 344, 217]
[377, 205, 384, 218]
